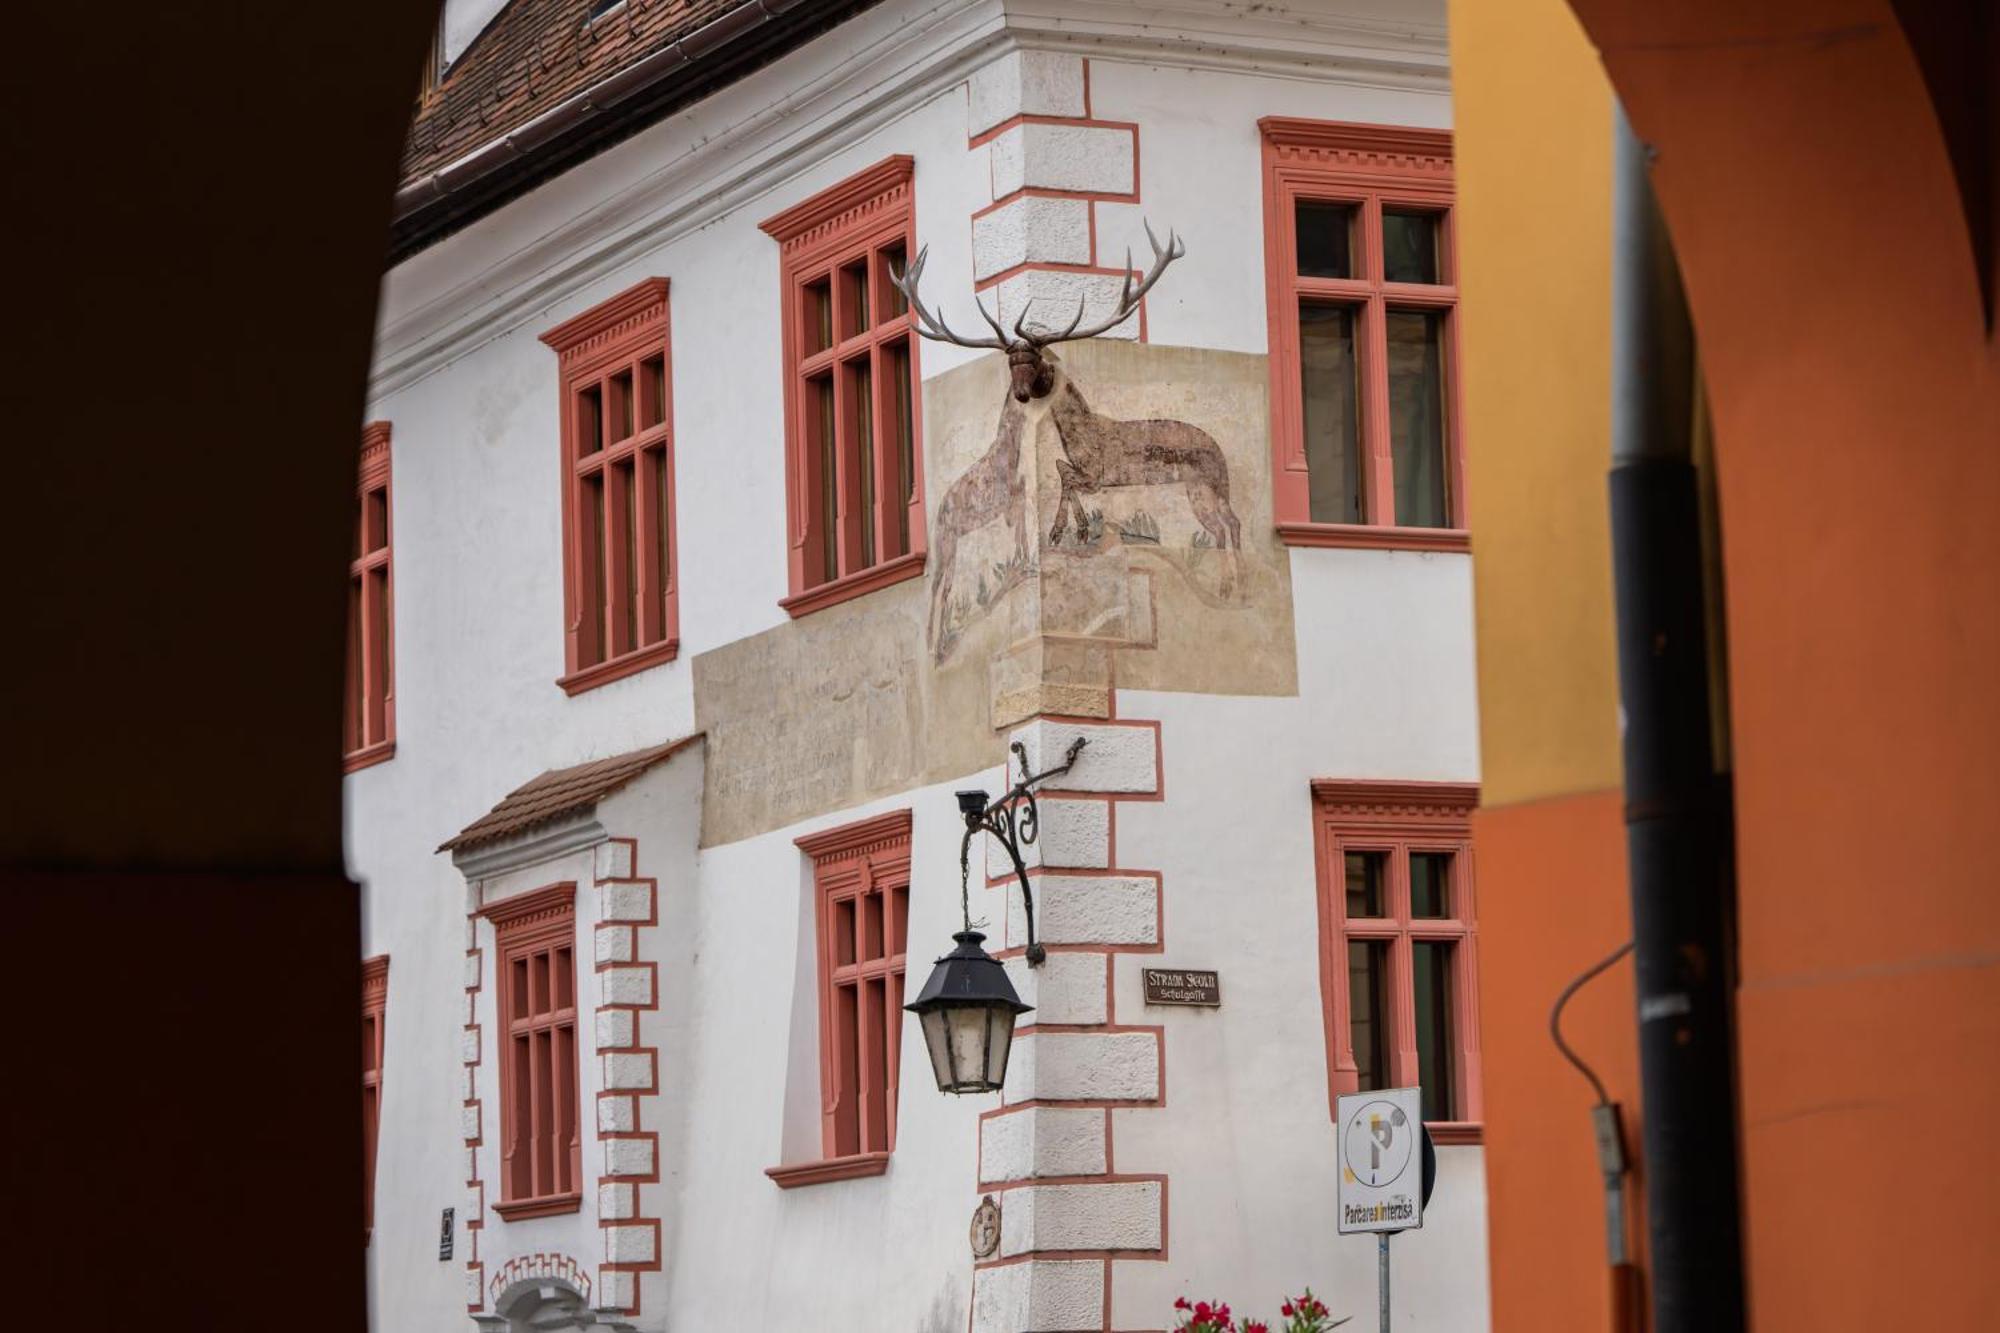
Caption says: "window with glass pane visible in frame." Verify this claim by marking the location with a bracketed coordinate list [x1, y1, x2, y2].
[361, 956, 387, 1235]
[1314, 780, 1480, 1131]
[539, 280, 679, 691]
[344, 423, 394, 770]
[1348, 939, 1390, 1090]
[489, 888, 580, 1215]
[1301, 303, 1364, 524]
[793, 238, 918, 592]
[760, 160, 924, 615]
[1264, 118, 1459, 542]
[799, 812, 913, 1165]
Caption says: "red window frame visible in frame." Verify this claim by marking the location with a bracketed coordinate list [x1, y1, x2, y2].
[361, 954, 389, 1240]
[344, 422, 396, 771]
[539, 279, 680, 696]
[1311, 780, 1482, 1143]
[1260, 118, 1467, 552]
[759, 156, 927, 618]
[768, 810, 912, 1188]
[484, 884, 582, 1219]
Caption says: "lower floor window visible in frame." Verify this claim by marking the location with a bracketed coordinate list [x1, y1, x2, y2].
[1313, 781, 1481, 1127]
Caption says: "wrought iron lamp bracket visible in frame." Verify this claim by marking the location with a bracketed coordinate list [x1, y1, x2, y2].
[956, 736, 1086, 967]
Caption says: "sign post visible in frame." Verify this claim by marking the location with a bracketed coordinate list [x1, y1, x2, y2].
[1336, 1087, 1432, 1332]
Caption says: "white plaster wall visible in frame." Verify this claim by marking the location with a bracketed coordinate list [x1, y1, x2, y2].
[1112, 547, 1486, 1328]
[352, 3, 1473, 1329]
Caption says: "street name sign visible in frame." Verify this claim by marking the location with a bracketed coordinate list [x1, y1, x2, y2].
[1142, 967, 1221, 1006]
[1337, 1086, 1425, 1234]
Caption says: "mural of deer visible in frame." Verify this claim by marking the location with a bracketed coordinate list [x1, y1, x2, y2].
[892, 225, 1244, 605]
[924, 389, 1029, 659]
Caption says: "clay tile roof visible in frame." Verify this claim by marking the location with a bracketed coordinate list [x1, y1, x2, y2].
[439, 734, 700, 854]
[393, 0, 878, 259]
[403, 0, 734, 186]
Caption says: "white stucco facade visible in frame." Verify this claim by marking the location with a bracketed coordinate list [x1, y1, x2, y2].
[351, 3, 1483, 1329]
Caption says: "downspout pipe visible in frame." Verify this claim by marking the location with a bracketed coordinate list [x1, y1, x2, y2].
[1608, 103, 1747, 1333]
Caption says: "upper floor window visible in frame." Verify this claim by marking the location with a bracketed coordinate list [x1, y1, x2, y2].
[485, 884, 582, 1218]
[1311, 781, 1482, 1141]
[361, 955, 389, 1239]
[768, 810, 913, 1187]
[1261, 119, 1465, 551]
[345, 422, 396, 771]
[759, 157, 926, 617]
[539, 279, 679, 695]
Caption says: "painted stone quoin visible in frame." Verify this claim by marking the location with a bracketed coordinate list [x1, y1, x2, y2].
[895, 227, 1248, 662]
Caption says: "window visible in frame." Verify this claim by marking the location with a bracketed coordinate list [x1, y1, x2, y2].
[769, 810, 913, 1187]
[1311, 781, 1481, 1140]
[485, 884, 581, 1218]
[759, 157, 926, 617]
[1261, 119, 1465, 551]
[539, 279, 679, 695]
[345, 422, 396, 771]
[361, 955, 389, 1240]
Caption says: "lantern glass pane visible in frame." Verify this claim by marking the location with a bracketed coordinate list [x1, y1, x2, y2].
[948, 1006, 992, 1088]
[984, 1008, 1015, 1087]
[919, 1007, 953, 1092]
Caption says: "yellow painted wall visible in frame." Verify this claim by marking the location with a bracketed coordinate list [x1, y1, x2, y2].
[1452, 0, 1620, 810]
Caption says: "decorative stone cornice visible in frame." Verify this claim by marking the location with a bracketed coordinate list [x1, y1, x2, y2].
[479, 880, 578, 932]
[359, 420, 391, 488]
[538, 277, 670, 361]
[758, 155, 914, 252]
[794, 808, 913, 864]
[362, 953, 389, 999]
[1309, 779, 1479, 822]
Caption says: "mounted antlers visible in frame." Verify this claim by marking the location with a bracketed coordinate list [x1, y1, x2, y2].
[890, 222, 1185, 400]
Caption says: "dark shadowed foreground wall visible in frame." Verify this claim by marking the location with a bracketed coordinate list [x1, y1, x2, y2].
[0, 3, 438, 1329]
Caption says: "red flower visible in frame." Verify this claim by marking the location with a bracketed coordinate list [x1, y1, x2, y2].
[1245, 1323, 1271, 1333]
[1176, 1298, 1192, 1311]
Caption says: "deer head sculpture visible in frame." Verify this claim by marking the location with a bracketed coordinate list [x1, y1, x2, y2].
[890, 222, 1185, 401]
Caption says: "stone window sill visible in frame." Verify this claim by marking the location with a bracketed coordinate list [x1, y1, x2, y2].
[765, 1151, 891, 1189]
[492, 1191, 583, 1221]
[1278, 522, 1470, 554]
[779, 552, 925, 619]
[557, 638, 678, 697]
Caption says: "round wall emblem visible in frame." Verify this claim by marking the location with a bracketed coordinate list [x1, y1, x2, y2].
[969, 1194, 1002, 1259]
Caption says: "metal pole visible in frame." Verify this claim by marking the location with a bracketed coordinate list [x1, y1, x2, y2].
[1608, 100, 1746, 1333]
[1377, 1232, 1390, 1331]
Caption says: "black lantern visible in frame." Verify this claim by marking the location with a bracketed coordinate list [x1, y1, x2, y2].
[904, 930, 1032, 1094]
[905, 737, 1087, 1095]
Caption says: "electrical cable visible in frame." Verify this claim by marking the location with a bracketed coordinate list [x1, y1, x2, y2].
[1550, 938, 1634, 1107]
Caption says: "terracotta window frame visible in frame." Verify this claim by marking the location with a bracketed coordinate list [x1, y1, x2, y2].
[767, 809, 913, 1188]
[1311, 780, 1482, 1145]
[539, 279, 680, 696]
[759, 157, 927, 618]
[483, 884, 583, 1220]
[361, 954, 389, 1242]
[344, 422, 396, 772]
[1260, 118, 1468, 553]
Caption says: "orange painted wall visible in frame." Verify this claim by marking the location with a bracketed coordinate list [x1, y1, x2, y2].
[1459, 0, 2000, 1328]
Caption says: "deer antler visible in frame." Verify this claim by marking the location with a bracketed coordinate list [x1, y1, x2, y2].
[889, 246, 1013, 350]
[1024, 220, 1184, 347]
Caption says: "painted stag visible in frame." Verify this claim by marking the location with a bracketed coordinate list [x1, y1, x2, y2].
[891, 226, 1243, 601]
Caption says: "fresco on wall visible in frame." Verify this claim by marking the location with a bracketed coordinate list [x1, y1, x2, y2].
[929, 346, 1261, 666]
[692, 339, 1295, 848]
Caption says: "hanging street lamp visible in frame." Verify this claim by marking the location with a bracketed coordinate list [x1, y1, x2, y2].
[905, 736, 1087, 1095]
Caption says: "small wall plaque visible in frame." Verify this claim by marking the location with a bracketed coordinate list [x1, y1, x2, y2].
[438, 1207, 454, 1261]
[1143, 968, 1221, 1006]
[970, 1195, 1001, 1259]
